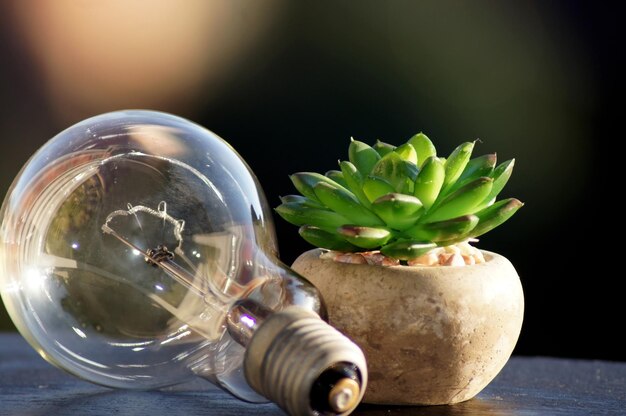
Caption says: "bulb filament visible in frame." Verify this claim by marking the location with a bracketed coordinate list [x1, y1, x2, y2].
[101, 202, 204, 296]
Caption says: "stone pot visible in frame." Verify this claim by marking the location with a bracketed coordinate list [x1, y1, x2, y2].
[292, 249, 524, 405]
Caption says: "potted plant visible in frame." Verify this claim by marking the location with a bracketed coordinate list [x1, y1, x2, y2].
[275, 133, 524, 405]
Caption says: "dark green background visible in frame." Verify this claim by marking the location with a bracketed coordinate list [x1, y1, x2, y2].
[0, 2, 621, 361]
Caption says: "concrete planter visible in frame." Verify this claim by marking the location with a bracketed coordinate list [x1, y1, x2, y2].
[292, 249, 524, 405]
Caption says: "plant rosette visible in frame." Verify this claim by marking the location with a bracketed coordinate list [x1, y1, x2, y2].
[276, 133, 524, 404]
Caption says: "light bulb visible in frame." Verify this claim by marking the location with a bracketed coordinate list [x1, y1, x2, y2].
[0, 110, 367, 416]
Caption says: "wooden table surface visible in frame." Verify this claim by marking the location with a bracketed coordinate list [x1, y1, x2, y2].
[1, 333, 624, 416]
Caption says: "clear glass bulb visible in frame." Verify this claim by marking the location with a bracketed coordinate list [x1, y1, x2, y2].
[0, 110, 367, 416]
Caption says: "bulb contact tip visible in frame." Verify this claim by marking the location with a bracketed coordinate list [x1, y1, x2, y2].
[328, 378, 360, 413]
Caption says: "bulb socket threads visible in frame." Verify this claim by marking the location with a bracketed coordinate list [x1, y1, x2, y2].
[244, 307, 367, 416]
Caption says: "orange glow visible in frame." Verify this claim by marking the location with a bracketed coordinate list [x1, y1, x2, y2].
[7, 0, 283, 121]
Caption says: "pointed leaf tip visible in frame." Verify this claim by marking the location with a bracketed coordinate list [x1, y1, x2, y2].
[349, 139, 381, 175]
[408, 132, 437, 168]
[443, 141, 475, 190]
[470, 197, 523, 238]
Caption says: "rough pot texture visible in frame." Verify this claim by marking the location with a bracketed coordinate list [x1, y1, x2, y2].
[292, 249, 524, 405]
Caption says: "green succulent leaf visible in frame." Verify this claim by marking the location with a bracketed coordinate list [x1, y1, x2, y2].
[275, 202, 350, 232]
[298, 226, 358, 251]
[362, 175, 396, 202]
[370, 151, 418, 194]
[413, 156, 445, 209]
[380, 240, 437, 260]
[449, 153, 497, 193]
[481, 159, 515, 206]
[279, 195, 324, 208]
[423, 177, 493, 222]
[470, 198, 523, 238]
[405, 214, 478, 242]
[408, 133, 436, 168]
[443, 141, 475, 191]
[339, 160, 372, 208]
[393, 143, 418, 165]
[373, 140, 396, 157]
[325, 170, 349, 188]
[337, 225, 392, 249]
[349, 139, 381, 175]
[290, 172, 348, 203]
[313, 182, 384, 227]
[371, 193, 423, 230]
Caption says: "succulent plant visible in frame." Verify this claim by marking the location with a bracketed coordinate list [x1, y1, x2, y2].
[276, 133, 523, 261]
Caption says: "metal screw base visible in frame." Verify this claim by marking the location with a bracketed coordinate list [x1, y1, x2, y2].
[244, 307, 367, 416]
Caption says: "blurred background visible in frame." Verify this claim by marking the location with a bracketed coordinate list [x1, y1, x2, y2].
[0, 1, 621, 361]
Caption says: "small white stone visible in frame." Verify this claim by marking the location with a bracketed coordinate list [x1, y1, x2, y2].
[319, 250, 337, 260]
[438, 252, 452, 265]
[462, 254, 476, 265]
[457, 242, 473, 255]
[334, 253, 367, 264]
[362, 252, 385, 266]
[408, 251, 439, 266]
[444, 245, 461, 254]
[444, 253, 465, 267]
[473, 250, 485, 264]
